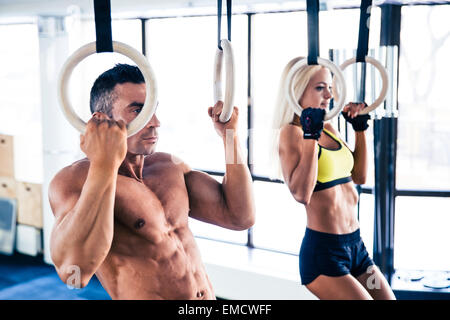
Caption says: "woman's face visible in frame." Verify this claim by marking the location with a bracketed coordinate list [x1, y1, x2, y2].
[299, 67, 333, 110]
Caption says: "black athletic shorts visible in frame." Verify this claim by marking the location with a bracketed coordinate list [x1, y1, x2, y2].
[299, 228, 375, 286]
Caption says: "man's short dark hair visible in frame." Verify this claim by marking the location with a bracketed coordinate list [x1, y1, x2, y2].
[89, 63, 145, 117]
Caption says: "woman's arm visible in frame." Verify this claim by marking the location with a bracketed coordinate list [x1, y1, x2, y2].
[279, 124, 319, 205]
[342, 102, 370, 185]
[351, 130, 368, 184]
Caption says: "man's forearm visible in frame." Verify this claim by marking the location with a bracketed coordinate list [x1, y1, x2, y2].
[221, 132, 255, 228]
[52, 165, 117, 280]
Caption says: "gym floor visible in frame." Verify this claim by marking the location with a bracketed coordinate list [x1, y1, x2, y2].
[0, 253, 110, 300]
[2, 252, 450, 300]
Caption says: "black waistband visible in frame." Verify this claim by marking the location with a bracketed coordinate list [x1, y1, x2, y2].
[314, 176, 352, 192]
[303, 227, 361, 246]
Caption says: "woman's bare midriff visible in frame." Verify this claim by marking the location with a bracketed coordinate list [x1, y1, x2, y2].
[305, 181, 360, 234]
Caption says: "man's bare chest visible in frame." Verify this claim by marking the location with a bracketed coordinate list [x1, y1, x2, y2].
[112, 168, 190, 239]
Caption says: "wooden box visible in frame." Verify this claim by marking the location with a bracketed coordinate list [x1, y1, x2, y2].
[0, 176, 17, 199]
[17, 182, 43, 229]
[0, 135, 14, 178]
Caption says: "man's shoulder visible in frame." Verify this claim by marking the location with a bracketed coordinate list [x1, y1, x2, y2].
[48, 159, 90, 213]
[61, 158, 90, 175]
[50, 158, 90, 189]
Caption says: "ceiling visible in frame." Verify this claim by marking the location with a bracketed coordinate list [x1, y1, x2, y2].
[0, 0, 448, 20]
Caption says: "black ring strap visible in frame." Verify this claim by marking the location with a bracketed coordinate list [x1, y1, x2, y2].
[217, 0, 232, 50]
[94, 0, 113, 53]
[356, 0, 373, 63]
[306, 0, 320, 65]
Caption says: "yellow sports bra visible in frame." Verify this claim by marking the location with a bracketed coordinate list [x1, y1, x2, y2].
[315, 128, 354, 192]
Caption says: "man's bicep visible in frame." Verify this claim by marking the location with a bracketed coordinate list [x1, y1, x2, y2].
[184, 170, 227, 224]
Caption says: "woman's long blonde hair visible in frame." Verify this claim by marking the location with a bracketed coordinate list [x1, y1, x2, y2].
[269, 56, 323, 180]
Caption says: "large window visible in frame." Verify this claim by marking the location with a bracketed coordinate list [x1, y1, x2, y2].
[394, 197, 450, 271]
[146, 15, 249, 244]
[146, 15, 248, 173]
[397, 5, 450, 191]
[395, 4, 450, 272]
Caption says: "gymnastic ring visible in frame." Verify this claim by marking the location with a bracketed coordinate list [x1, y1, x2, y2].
[213, 39, 235, 123]
[284, 57, 346, 121]
[58, 41, 158, 137]
[337, 56, 389, 115]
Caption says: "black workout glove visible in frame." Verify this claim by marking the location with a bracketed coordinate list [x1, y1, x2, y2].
[342, 106, 371, 132]
[300, 108, 325, 140]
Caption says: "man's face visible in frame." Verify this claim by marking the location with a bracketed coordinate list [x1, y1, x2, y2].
[110, 82, 160, 156]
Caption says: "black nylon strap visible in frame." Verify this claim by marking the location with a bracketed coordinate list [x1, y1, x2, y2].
[227, 0, 232, 42]
[94, 0, 113, 53]
[218, 0, 222, 48]
[356, 0, 372, 63]
[217, 0, 232, 49]
[306, 0, 320, 65]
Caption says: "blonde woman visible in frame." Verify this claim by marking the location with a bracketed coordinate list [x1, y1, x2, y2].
[271, 57, 395, 300]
